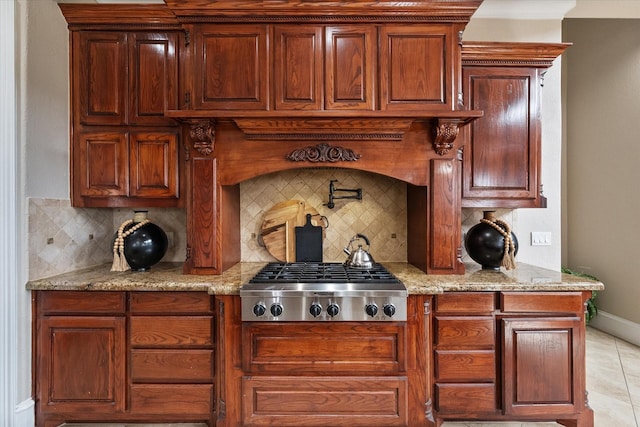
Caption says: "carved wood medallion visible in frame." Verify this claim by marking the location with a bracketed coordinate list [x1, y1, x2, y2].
[188, 119, 216, 156]
[287, 143, 361, 163]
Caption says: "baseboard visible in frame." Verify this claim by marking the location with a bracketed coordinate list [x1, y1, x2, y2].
[589, 310, 640, 347]
[13, 398, 34, 427]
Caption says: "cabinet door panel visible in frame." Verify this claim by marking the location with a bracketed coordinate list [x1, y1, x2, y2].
[129, 32, 178, 125]
[461, 66, 543, 207]
[130, 384, 213, 414]
[131, 349, 214, 382]
[274, 26, 323, 110]
[194, 25, 267, 109]
[242, 376, 407, 426]
[325, 25, 375, 110]
[37, 316, 126, 413]
[75, 32, 127, 125]
[502, 317, 583, 416]
[77, 132, 128, 197]
[379, 25, 454, 110]
[129, 131, 178, 198]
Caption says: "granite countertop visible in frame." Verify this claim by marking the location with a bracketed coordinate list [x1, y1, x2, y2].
[26, 261, 604, 294]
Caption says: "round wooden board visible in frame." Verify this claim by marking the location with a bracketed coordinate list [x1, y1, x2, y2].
[260, 200, 322, 262]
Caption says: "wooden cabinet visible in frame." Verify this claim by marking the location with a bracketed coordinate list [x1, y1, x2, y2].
[433, 291, 593, 426]
[35, 292, 126, 421]
[461, 42, 570, 208]
[70, 30, 182, 207]
[34, 291, 215, 426]
[379, 24, 459, 111]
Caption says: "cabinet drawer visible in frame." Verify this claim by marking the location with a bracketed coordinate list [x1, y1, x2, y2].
[39, 291, 125, 315]
[435, 317, 495, 348]
[243, 323, 405, 373]
[500, 292, 583, 314]
[436, 383, 496, 413]
[130, 384, 213, 414]
[436, 293, 495, 314]
[130, 316, 213, 347]
[435, 350, 495, 382]
[131, 349, 213, 382]
[242, 376, 407, 426]
[130, 292, 212, 314]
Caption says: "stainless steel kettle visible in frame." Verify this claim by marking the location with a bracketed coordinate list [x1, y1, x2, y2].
[343, 234, 375, 269]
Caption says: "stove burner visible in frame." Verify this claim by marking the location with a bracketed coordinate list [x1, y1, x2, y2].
[249, 262, 400, 284]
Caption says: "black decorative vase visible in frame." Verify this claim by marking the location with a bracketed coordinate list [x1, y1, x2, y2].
[122, 211, 168, 271]
[465, 211, 518, 271]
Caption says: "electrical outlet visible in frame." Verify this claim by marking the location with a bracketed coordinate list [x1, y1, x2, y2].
[531, 231, 551, 246]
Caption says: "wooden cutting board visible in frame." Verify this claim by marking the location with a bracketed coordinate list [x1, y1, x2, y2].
[260, 200, 322, 262]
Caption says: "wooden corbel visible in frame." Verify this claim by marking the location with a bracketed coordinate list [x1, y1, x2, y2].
[433, 118, 463, 156]
[187, 119, 216, 157]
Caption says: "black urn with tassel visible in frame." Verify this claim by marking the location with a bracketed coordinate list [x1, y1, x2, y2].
[464, 211, 518, 271]
[111, 211, 168, 272]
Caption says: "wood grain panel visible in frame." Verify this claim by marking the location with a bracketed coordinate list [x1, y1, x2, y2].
[130, 316, 213, 347]
[129, 131, 178, 198]
[131, 349, 213, 382]
[75, 31, 127, 125]
[243, 322, 405, 373]
[130, 291, 212, 313]
[436, 292, 495, 314]
[39, 291, 126, 315]
[242, 376, 407, 426]
[130, 384, 213, 414]
[325, 25, 375, 110]
[436, 383, 496, 413]
[274, 25, 323, 110]
[500, 292, 584, 314]
[435, 350, 495, 382]
[78, 132, 128, 197]
[435, 316, 495, 348]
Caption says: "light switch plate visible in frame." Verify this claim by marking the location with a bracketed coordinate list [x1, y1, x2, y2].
[531, 231, 551, 246]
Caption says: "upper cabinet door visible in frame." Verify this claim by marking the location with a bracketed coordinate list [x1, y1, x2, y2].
[274, 26, 323, 110]
[129, 32, 179, 125]
[379, 25, 455, 111]
[461, 66, 542, 207]
[193, 24, 268, 110]
[75, 32, 128, 125]
[325, 25, 376, 111]
[129, 131, 179, 199]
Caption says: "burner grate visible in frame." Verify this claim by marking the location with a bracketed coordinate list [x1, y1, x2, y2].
[249, 262, 400, 284]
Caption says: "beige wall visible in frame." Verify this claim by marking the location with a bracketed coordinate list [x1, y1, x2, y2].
[563, 19, 640, 325]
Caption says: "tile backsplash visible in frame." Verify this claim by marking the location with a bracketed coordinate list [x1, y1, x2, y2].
[28, 178, 516, 279]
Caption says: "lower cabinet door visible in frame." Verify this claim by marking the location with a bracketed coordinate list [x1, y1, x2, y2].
[502, 316, 583, 416]
[242, 376, 408, 426]
[37, 316, 126, 414]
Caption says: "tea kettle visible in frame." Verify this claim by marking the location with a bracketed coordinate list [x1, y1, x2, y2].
[343, 234, 375, 269]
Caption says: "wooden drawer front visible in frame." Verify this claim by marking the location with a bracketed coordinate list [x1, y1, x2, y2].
[435, 350, 495, 382]
[501, 292, 583, 314]
[130, 292, 212, 314]
[436, 292, 495, 314]
[131, 349, 213, 382]
[130, 384, 213, 414]
[435, 317, 495, 348]
[130, 316, 213, 347]
[39, 291, 125, 315]
[243, 323, 405, 373]
[436, 383, 496, 413]
[242, 376, 407, 426]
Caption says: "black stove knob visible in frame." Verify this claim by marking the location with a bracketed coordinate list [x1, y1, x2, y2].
[383, 303, 396, 318]
[327, 303, 340, 317]
[253, 303, 266, 317]
[270, 303, 283, 317]
[309, 303, 322, 318]
[365, 303, 378, 317]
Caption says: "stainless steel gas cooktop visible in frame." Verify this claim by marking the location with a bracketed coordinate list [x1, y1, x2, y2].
[240, 262, 407, 322]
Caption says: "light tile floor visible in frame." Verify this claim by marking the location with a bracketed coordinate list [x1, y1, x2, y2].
[443, 327, 640, 427]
